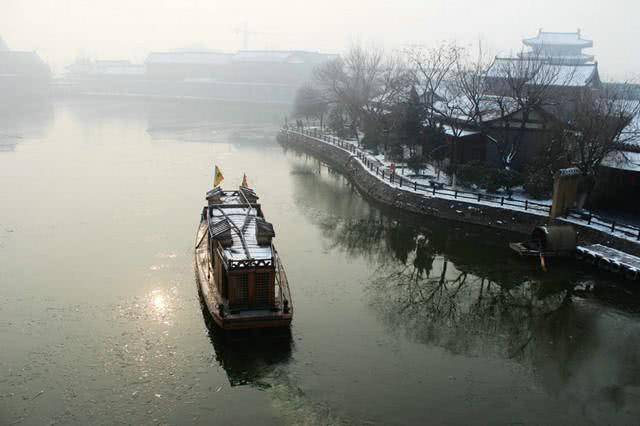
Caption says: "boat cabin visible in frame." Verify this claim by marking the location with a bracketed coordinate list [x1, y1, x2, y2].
[201, 186, 283, 312]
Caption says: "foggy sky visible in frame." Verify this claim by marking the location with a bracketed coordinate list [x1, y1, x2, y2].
[3, 0, 639, 79]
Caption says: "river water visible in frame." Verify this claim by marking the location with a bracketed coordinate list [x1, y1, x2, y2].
[1, 98, 640, 425]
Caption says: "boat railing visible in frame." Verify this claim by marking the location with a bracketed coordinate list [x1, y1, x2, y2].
[215, 246, 229, 270]
[272, 247, 292, 312]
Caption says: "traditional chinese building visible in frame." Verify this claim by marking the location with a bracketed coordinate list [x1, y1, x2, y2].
[520, 29, 594, 64]
[486, 30, 601, 96]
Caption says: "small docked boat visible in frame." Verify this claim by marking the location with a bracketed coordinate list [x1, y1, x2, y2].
[509, 225, 577, 258]
[195, 184, 292, 330]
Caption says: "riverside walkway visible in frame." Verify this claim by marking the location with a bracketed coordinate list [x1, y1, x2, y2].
[282, 127, 640, 245]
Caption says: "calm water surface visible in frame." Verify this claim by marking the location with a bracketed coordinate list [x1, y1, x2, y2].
[1, 99, 640, 425]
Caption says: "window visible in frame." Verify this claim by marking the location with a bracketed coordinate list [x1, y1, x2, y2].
[230, 274, 248, 306]
[254, 272, 270, 307]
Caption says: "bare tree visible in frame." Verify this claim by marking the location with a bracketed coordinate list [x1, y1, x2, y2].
[292, 84, 329, 128]
[314, 44, 409, 144]
[362, 53, 412, 132]
[454, 43, 493, 128]
[408, 42, 494, 186]
[406, 42, 462, 128]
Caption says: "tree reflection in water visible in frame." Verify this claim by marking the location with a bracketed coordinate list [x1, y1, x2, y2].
[327, 215, 574, 359]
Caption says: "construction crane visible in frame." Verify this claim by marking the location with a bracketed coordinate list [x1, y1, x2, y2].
[232, 23, 283, 50]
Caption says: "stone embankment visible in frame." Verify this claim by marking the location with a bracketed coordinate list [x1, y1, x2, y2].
[278, 129, 640, 257]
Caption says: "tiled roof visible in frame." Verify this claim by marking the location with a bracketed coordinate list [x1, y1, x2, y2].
[487, 58, 599, 87]
[524, 31, 593, 48]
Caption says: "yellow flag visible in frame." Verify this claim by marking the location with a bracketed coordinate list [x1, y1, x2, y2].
[241, 173, 249, 188]
[214, 165, 224, 187]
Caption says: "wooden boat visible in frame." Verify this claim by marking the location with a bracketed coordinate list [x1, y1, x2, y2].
[195, 185, 292, 330]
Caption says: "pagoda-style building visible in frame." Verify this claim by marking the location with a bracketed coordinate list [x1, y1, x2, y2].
[520, 29, 594, 64]
[486, 29, 600, 92]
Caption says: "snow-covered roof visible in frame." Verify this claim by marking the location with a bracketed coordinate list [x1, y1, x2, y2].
[487, 58, 599, 87]
[232, 50, 336, 64]
[523, 31, 593, 48]
[93, 60, 145, 75]
[601, 150, 640, 172]
[617, 112, 640, 147]
[519, 52, 594, 64]
[555, 64, 599, 86]
[207, 190, 273, 262]
[233, 50, 293, 63]
[429, 83, 520, 123]
[441, 125, 480, 138]
[146, 51, 232, 65]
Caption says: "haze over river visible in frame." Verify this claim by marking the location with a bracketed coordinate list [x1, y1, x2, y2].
[2, 99, 640, 425]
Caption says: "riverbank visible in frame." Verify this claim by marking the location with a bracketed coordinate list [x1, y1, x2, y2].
[278, 128, 640, 257]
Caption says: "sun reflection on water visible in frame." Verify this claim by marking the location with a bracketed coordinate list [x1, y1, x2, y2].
[147, 288, 176, 325]
[152, 292, 167, 312]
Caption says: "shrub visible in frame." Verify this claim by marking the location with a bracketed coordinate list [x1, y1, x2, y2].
[487, 169, 523, 195]
[457, 162, 523, 194]
[457, 161, 491, 188]
[524, 167, 553, 199]
[386, 144, 404, 162]
[407, 155, 425, 175]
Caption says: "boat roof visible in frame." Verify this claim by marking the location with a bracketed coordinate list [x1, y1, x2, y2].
[206, 189, 274, 266]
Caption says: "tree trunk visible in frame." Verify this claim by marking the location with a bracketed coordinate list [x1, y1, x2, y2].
[450, 137, 458, 188]
[352, 123, 360, 146]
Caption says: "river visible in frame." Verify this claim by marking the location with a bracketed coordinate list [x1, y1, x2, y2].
[1, 98, 640, 425]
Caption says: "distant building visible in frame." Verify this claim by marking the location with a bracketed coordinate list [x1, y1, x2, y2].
[142, 49, 336, 103]
[58, 47, 336, 104]
[67, 59, 145, 77]
[227, 50, 337, 85]
[0, 36, 51, 99]
[145, 50, 232, 80]
[145, 49, 335, 83]
[60, 58, 147, 97]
